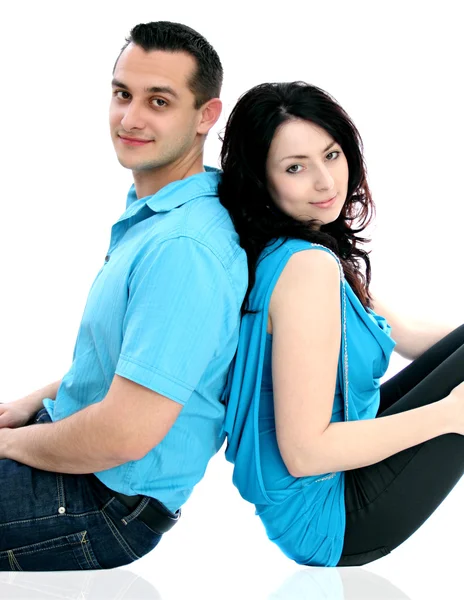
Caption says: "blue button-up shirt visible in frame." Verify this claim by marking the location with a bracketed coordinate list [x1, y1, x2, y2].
[44, 167, 248, 511]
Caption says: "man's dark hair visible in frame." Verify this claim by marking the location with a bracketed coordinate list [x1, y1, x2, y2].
[115, 21, 223, 109]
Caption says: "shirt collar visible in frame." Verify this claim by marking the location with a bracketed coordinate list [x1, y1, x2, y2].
[125, 166, 221, 213]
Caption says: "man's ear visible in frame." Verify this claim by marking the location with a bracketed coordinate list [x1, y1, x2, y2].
[197, 98, 223, 135]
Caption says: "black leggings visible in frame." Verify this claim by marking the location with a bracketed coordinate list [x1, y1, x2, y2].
[338, 324, 464, 567]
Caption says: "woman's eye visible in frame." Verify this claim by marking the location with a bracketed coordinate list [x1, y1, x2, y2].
[287, 164, 303, 174]
[152, 98, 168, 107]
[326, 150, 340, 160]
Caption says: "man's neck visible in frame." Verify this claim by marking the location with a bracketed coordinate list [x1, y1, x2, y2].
[132, 154, 205, 200]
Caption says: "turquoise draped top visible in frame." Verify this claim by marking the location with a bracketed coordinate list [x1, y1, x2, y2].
[223, 238, 396, 566]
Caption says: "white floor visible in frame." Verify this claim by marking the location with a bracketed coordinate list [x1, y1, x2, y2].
[1, 451, 462, 600]
[1, 1, 463, 598]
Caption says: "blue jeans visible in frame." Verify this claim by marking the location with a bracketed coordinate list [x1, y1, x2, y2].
[0, 408, 162, 571]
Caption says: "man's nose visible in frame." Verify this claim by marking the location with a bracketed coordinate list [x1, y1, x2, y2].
[120, 101, 146, 131]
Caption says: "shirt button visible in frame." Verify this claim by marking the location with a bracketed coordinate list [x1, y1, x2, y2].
[105, 255, 110, 262]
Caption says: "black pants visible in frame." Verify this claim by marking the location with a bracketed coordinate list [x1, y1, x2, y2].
[337, 324, 464, 566]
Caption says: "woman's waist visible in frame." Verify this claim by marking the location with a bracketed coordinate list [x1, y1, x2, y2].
[256, 472, 345, 540]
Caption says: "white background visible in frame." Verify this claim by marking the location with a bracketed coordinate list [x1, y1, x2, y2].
[0, 1, 463, 598]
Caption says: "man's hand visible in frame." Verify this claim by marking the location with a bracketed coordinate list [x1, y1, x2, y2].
[0, 379, 61, 431]
[0, 400, 34, 429]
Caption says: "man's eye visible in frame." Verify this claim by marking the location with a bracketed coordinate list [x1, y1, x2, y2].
[115, 90, 131, 100]
[152, 98, 168, 107]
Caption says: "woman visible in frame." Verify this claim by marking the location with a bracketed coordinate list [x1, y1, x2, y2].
[218, 81, 464, 567]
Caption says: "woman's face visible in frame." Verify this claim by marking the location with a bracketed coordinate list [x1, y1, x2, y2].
[265, 119, 349, 227]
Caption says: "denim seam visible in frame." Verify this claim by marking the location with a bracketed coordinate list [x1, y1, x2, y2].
[8, 551, 22, 571]
[101, 497, 115, 511]
[56, 474, 65, 512]
[0, 508, 105, 528]
[121, 497, 150, 525]
[0, 532, 91, 557]
[101, 507, 140, 562]
[0, 496, 115, 529]
[2, 542, 77, 558]
[79, 531, 98, 569]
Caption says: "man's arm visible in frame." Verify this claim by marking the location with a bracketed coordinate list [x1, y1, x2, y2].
[0, 379, 62, 429]
[0, 375, 182, 472]
[0, 237, 237, 472]
[19, 379, 62, 411]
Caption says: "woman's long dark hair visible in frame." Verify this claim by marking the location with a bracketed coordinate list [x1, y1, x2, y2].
[218, 81, 375, 312]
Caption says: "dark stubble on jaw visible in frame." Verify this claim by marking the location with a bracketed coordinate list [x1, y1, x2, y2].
[143, 132, 199, 171]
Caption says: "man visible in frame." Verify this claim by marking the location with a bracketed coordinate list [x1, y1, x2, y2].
[0, 22, 247, 570]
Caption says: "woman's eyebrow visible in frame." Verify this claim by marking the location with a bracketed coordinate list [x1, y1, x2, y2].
[279, 141, 338, 163]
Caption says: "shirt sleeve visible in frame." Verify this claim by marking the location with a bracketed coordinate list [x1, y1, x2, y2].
[115, 236, 237, 405]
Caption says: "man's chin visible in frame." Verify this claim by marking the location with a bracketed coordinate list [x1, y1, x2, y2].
[116, 156, 159, 172]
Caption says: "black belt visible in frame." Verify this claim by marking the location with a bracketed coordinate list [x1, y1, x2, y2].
[112, 491, 181, 535]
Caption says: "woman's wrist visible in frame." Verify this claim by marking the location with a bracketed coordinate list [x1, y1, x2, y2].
[437, 395, 459, 436]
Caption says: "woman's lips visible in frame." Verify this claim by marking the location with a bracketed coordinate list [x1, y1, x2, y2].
[311, 195, 337, 209]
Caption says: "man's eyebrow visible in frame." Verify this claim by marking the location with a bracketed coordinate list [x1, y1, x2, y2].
[279, 141, 338, 163]
[111, 79, 179, 99]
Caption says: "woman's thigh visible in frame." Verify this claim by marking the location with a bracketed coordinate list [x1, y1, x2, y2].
[338, 330, 464, 566]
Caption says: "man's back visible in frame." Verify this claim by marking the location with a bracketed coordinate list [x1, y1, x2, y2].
[44, 169, 247, 511]
[0, 22, 245, 571]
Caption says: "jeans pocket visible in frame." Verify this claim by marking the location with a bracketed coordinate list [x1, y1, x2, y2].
[100, 497, 163, 565]
[0, 530, 102, 571]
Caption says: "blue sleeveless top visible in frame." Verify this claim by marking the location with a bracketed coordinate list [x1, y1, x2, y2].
[223, 238, 396, 566]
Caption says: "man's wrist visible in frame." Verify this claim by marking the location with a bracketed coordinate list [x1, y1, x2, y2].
[0, 427, 14, 460]
[18, 393, 46, 414]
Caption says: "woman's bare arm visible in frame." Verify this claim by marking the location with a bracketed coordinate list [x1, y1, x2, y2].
[371, 294, 457, 361]
[269, 250, 454, 478]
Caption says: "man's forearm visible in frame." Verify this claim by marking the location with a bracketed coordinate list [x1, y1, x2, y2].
[18, 379, 62, 413]
[0, 401, 132, 473]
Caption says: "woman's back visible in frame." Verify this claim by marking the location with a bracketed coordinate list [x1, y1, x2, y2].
[223, 237, 395, 565]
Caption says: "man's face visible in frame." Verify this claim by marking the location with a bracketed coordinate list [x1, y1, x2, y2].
[110, 44, 201, 172]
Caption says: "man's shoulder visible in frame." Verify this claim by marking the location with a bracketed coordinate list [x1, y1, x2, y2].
[178, 196, 246, 271]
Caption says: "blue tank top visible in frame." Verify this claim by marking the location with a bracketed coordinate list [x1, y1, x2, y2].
[223, 238, 396, 566]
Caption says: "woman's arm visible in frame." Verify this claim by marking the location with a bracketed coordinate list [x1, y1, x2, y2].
[269, 250, 455, 478]
[371, 294, 456, 361]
